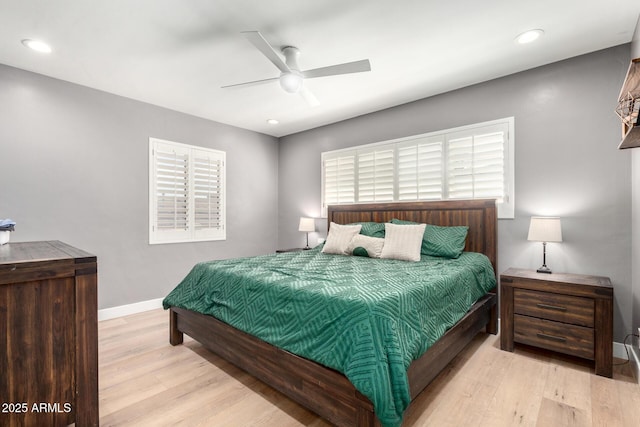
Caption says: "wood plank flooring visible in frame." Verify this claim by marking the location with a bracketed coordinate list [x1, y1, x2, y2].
[99, 309, 639, 426]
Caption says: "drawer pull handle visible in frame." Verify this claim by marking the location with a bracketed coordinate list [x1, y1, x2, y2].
[537, 333, 567, 343]
[536, 303, 567, 312]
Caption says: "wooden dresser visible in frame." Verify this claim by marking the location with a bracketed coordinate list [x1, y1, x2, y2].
[0, 241, 98, 426]
[500, 268, 613, 377]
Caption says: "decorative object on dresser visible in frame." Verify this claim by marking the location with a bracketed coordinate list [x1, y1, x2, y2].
[527, 216, 562, 273]
[0, 241, 99, 426]
[298, 217, 315, 249]
[500, 268, 613, 377]
[0, 219, 16, 245]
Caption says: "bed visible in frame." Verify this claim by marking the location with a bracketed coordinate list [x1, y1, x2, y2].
[165, 199, 498, 427]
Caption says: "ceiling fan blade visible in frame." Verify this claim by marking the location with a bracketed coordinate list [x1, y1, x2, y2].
[221, 76, 278, 89]
[300, 86, 320, 107]
[241, 31, 290, 73]
[302, 59, 371, 79]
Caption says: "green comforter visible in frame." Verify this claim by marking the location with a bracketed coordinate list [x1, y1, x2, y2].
[163, 247, 496, 427]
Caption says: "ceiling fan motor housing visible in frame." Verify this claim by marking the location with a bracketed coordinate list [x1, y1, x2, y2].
[280, 46, 303, 93]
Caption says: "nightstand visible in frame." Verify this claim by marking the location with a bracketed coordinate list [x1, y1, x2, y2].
[500, 268, 613, 377]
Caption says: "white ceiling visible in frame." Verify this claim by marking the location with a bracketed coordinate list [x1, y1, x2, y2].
[1, 1, 639, 137]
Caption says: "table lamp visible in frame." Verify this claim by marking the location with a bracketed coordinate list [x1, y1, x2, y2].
[299, 217, 315, 250]
[527, 216, 562, 274]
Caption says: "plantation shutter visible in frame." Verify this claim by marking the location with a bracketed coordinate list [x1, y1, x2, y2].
[193, 151, 225, 240]
[398, 137, 443, 201]
[447, 126, 506, 202]
[357, 148, 394, 202]
[320, 118, 513, 218]
[153, 142, 190, 241]
[150, 138, 226, 244]
[322, 152, 356, 215]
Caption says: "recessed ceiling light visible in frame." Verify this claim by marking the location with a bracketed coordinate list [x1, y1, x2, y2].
[516, 29, 544, 44]
[22, 39, 52, 53]
[266, 119, 279, 125]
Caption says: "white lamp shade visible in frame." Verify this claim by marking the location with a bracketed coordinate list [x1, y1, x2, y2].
[527, 217, 562, 242]
[298, 217, 315, 232]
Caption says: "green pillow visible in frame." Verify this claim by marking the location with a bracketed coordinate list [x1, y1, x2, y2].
[352, 247, 370, 257]
[390, 219, 468, 258]
[348, 222, 385, 238]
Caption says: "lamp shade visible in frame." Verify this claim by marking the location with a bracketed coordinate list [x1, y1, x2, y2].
[527, 217, 562, 242]
[298, 217, 315, 232]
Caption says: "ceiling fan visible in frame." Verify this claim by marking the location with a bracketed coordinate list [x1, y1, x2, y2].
[222, 31, 371, 106]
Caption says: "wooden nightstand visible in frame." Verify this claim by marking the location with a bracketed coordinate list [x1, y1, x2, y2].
[500, 268, 613, 377]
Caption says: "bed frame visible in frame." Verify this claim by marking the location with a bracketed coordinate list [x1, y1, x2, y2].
[169, 199, 498, 426]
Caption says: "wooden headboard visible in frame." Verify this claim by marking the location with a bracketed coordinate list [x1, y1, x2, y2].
[328, 199, 497, 273]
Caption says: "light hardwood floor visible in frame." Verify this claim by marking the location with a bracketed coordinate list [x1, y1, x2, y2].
[99, 309, 640, 426]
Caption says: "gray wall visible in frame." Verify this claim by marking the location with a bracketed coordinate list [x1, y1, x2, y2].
[630, 16, 640, 353]
[278, 45, 633, 342]
[0, 64, 279, 310]
[2, 43, 636, 344]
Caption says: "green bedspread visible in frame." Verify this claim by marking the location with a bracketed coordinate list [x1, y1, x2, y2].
[163, 247, 496, 427]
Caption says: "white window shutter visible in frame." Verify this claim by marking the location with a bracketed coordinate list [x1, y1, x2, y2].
[151, 142, 191, 243]
[471, 131, 505, 200]
[447, 128, 506, 201]
[192, 151, 225, 240]
[320, 118, 514, 219]
[398, 138, 443, 201]
[357, 148, 394, 202]
[150, 138, 226, 244]
[447, 135, 474, 199]
[322, 153, 355, 215]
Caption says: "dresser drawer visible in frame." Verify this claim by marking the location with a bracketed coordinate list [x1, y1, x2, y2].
[514, 314, 594, 360]
[513, 288, 594, 327]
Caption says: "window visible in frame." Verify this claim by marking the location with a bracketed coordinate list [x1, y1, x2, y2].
[321, 118, 514, 218]
[149, 138, 226, 244]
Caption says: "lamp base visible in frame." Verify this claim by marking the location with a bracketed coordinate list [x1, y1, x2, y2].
[536, 265, 552, 274]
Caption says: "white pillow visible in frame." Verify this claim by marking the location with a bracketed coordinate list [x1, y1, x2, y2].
[380, 223, 426, 262]
[347, 234, 385, 258]
[322, 222, 362, 255]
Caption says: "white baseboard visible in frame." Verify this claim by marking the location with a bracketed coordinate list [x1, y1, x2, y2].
[629, 346, 640, 385]
[98, 297, 164, 321]
[614, 341, 628, 359]
[613, 341, 639, 384]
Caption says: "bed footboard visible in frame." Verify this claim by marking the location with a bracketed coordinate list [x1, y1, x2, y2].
[169, 306, 380, 426]
[167, 289, 496, 427]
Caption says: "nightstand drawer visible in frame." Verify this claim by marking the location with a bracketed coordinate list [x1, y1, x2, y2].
[514, 314, 594, 360]
[514, 288, 594, 327]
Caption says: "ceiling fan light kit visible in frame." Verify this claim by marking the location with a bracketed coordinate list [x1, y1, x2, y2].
[223, 31, 371, 106]
[279, 71, 303, 93]
[279, 46, 303, 93]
